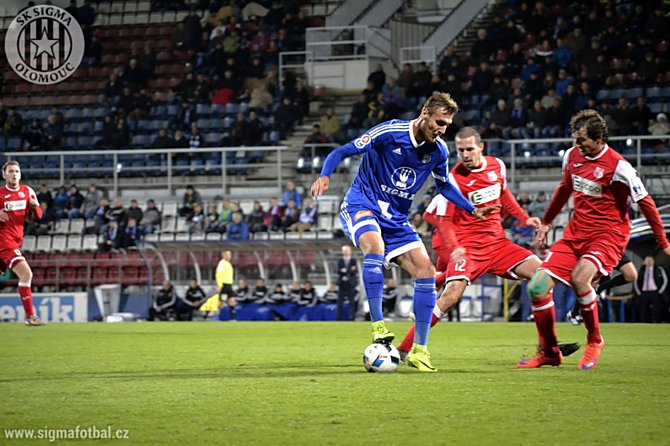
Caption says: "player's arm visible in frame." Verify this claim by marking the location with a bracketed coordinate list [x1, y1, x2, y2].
[614, 160, 670, 255]
[27, 187, 42, 219]
[311, 139, 366, 198]
[500, 188, 539, 228]
[536, 159, 573, 247]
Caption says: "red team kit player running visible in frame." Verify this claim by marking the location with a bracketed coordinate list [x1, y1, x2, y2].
[521, 109, 670, 370]
[398, 127, 545, 357]
[0, 161, 45, 326]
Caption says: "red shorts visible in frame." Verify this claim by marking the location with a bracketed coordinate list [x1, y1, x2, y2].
[0, 248, 26, 271]
[541, 236, 625, 286]
[445, 239, 536, 285]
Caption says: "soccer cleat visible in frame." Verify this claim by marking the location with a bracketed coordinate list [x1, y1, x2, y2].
[398, 349, 409, 363]
[407, 345, 437, 372]
[371, 321, 395, 345]
[567, 310, 583, 326]
[558, 342, 580, 357]
[578, 337, 605, 370]
[24, 315, 45, 326]
[517, 349, 562, 368]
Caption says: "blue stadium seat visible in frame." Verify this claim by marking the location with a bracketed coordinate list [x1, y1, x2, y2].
[596, 89, 609, 101]
[166, 105, 180, 117]
[224, 102, 239, 115]
[154, 105, 167, 117]
[78, 122, 93, 134]
[625, 87, 643, 99]
[211, 104, 225, 117]
[196, 103, 211, 116]
[78, 136, 94, 148]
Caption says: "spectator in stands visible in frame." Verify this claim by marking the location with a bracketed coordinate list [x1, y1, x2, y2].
[264, 197, 283, 231]
[227, 212, 249, 240]
[106, 198, 127, 227]
[290, 197, 318, 234]
[67, 185, 84, 219]
[113, 117, 131, 148]
[98, 115, 115, 149]
[364, 92, 386, 128]
[632, 97, 653, 135]
[177, 279, 207, 321]
[43, 114, 63, 149]
[226, 112, 247, 147]
[82, 35, 102, 67]
[27, 202, 56, 236]
[3, 109, 22, 137]
[247, 201, 266, 233]
[81, 184, 102, 220]
[411, 62, 433, 98]
[152, 128, 173, 149]
[22, 119, 44, 150]
[527, 99, 548, 138]
[648, 113, 670, 152]
[244, 110, 265, 146]
[411, 213, 431, 238]
[172, 129, 189, 149]
[348, 94, 369, 132]
[120, 218, 142, 250]
[280, 199, 299, 232]
[122, 58, 145, 87]
[188, 202, 208, 234]
[176, 101, 196, 132]
[206, 203, 219, 228]
[77, 0, 95, 27]
[529, 191, 548, 217]
[99, 219, 121, 252]
[104, 74, 122, 102]
[275, 97, 301, 137]
[53, 186, 69, 219]
[319, 106, 341, 141]
[382, 77, 403, 120]
[249, 81, 274, 112]
[382, 278, 398, 318]
[293, 80, 310, 119]
[138, 43, 156, 80]
[140, 199, 162, 234]
[517, 191, 531, 207]
[37, 184, 53, 210]
[302, 125, 329, 156]
[148, 280, 178, 321]
[189, 123, 203, 149]
[282, 181, 302, 208]
[90, 197, 110, 235]
[123, 199, 141, 225]
[179, 185, 202, 218]
[510, 98, 529, 139]
[490, 99, 512, 139]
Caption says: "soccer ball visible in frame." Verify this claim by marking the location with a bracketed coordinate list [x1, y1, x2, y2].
[363, 343, 400, 373]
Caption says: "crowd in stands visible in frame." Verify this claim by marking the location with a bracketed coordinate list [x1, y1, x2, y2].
[24, 180, 322, 247]
[1, 0, 319, 157]
[305, 1, 669, 157]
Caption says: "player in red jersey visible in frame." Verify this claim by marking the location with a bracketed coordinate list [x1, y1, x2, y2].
[398, 127, 545, 357]
[519, 110, 670, 370]
[0, 161, 45, 326]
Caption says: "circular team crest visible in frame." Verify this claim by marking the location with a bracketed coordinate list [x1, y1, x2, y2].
[392, 167, 417, 190]
[4, 5, 84, 85]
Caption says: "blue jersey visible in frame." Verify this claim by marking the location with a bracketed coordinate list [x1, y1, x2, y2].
[321, 119, 474, 222]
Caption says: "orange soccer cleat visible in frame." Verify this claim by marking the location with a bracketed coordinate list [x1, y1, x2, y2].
[517, 349, 563, 368]
[578, 337, 605, 370]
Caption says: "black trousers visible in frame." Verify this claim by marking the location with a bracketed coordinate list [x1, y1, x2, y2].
[337, 283, 357, 321]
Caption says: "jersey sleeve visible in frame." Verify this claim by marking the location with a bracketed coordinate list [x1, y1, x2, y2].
[320, 124, 384, 177]
[495, 157, 508, 190]
[26, 186, 42, 219]
[542, 150, 574, 225]
[612, 160, 648, 203]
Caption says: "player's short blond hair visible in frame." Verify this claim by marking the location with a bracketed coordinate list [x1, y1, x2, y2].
[423, 92, 459, 116]
[2, 160, 20, 172]
[455, 126, 482, 144]
[570, 109, 608, 142]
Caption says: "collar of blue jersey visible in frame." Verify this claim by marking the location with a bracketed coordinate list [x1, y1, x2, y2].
[582, 144, 610, 161]
[468, 156, 488, 173]
[408, 119, 424, 148]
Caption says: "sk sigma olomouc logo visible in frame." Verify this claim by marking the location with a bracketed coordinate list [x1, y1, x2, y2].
[4, 5, 84, 85]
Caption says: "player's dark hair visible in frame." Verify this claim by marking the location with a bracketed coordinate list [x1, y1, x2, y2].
[423, 92, 458, 115]
[455, 126, 482, 144]
[570, 109, 608, 142]
[2, 160, 20, 172]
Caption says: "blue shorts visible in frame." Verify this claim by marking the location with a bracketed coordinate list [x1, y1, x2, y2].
[339, 201, 424, 264]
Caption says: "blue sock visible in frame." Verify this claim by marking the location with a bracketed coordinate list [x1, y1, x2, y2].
[413, 277, 437, 346]
[363, 253, 384, 322]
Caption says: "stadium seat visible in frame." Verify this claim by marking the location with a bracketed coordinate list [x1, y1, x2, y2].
[36, 235, 52, 252]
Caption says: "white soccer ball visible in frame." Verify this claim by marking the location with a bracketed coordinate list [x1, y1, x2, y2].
[363, 343, 400, 373]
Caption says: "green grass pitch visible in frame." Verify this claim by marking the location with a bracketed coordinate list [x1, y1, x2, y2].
[1, 322, 669, 445]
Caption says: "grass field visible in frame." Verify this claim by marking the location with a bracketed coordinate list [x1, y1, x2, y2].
[1, 321, 669, 445]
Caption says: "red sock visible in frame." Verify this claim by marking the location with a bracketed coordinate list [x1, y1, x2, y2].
[435, 272, 447, 289]
[531, 296, 558, 355]
[399, 312, 440, 352]
[578, 290, 601, 344]
[18, 282, 35, 319]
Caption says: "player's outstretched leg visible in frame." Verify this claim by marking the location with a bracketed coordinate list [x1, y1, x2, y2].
[13, 262, 45, 326]
[567, 299, 582, 326]
[407, 278, 438, 372]
[518, 271, 561, 368]
[364, 253, 394, 344]
[397, 307, 441, 361]
[576, 289, 605, 370]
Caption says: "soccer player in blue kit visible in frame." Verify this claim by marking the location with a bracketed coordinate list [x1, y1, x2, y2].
[311, 93, 497, 372]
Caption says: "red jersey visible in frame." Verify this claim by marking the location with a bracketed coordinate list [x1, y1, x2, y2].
[543, 145, 668, 250]
[0, 184, 39, 250]
[424, 156, 529, 249]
